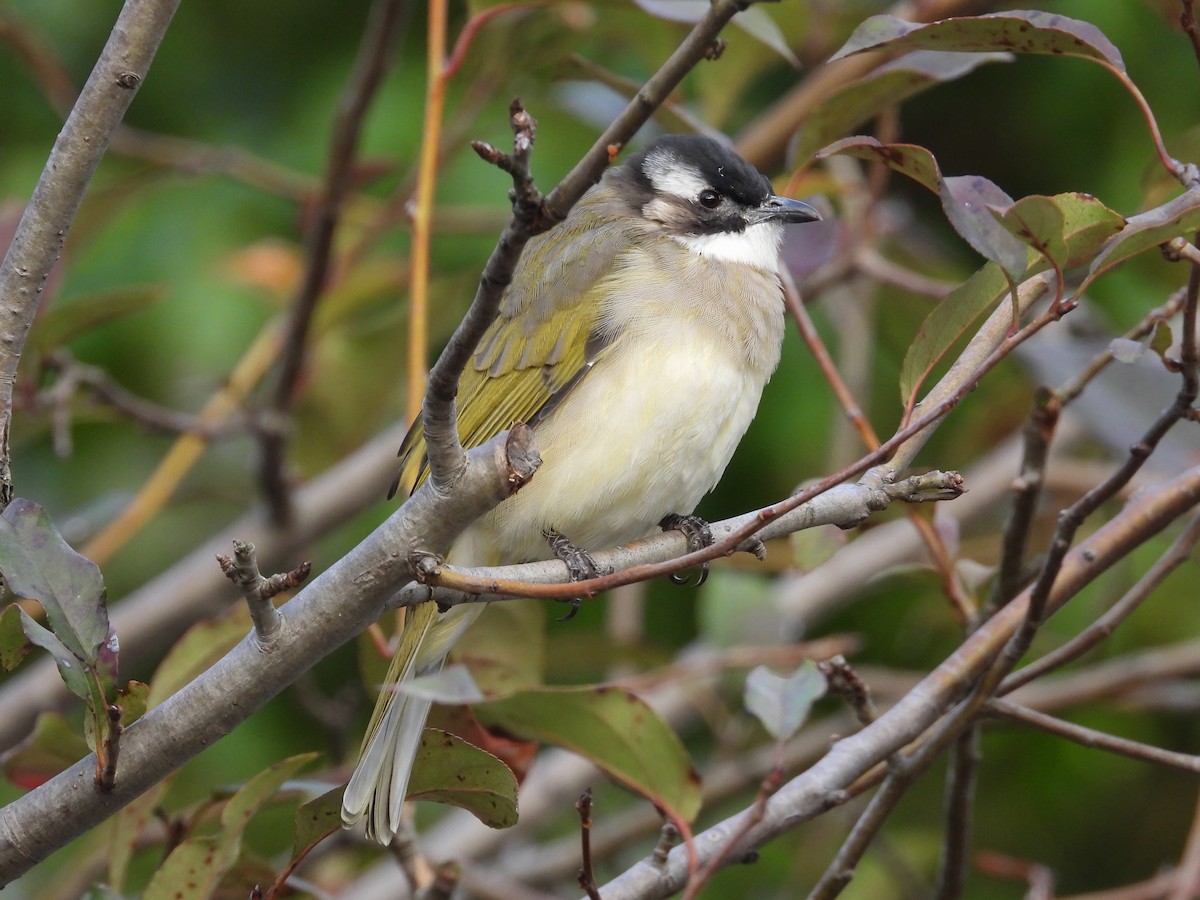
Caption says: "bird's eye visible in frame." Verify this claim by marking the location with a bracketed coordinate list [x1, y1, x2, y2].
[697, 189, 721, 209]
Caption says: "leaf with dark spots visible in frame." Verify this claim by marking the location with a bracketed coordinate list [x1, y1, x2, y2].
[830, 12, 1124, 71]
[290, 787, 345, 862]
[817, 137, 941, 192]
[0, 603, 30, 671]
[990, 192, 1125, 272]
[143, 753, 318, 900]
[407, 729, 518, 828]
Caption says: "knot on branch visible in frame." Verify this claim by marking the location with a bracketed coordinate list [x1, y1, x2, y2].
[504, 423, 541, 494]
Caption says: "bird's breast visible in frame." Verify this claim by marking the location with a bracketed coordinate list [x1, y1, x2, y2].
[476, 258, 785, 565]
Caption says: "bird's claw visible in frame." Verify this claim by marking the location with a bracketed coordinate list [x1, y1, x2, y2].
[669, 562, 710, 587]
[555, 596, 583, 621]
[544, 529, 608, 621]
[660, 513, 715, 588]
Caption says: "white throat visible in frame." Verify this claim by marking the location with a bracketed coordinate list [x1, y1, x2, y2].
[671, 221, 783, 271]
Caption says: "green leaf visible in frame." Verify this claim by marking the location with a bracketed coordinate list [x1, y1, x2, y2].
[30, 285, 168, 355]
[1054, 192, 1127, 266]
[219, 752, 318, 834]
[744, 662, 826, 742]
[454, 599, 545, 695]
[0, 503, 119, 760]
[408, 728, 519, 828]
[107, 781, 170, 891]
[793, 51, 1011, 163]
[990, 192, 1125, 272]
[117, 680, 150, 727]
[1079, 189, 1200, 294]
[2, 711, 90, 790]
[143, 753, 318, 900]
[897, 191, 1125, 404]
[818, 137, 941, 191]
[476, 685, 701, 823]
[991, 194, 1069, 271]
[0, 499, 109, 669]
[291, 786, 344, 861]
[0, 602, 31, 670]
[1149, 321, 1175, 361]
[142, 842, 218, 900]
[18, 608, 93, 703]
[830, 11, 1124, 70]
[899, 261, 1010, 406]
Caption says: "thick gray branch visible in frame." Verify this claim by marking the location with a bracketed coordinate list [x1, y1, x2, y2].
[0, 433, 522, 883]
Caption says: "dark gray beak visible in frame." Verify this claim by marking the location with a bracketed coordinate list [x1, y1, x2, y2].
[752, 195, 822, 225]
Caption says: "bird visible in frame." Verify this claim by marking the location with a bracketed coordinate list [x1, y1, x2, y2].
[341, 133, 821, 844]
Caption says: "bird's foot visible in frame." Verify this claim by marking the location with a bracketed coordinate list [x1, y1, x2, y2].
[659, 513, 714, 587]
[544, 529, 608, 621]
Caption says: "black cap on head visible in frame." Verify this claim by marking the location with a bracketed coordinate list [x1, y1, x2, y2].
[628, 135, 773, 208]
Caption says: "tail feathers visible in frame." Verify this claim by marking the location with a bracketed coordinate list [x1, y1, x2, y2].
[341, 600, 487, 844]
[342, 664, 438, 843]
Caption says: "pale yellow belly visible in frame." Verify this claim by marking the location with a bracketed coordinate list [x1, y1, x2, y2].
[472, 330, 774, 565]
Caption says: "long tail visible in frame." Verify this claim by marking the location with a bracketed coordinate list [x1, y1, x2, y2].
[341, 598, 484, 843]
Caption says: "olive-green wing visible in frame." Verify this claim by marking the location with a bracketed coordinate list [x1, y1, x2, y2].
[390, 213, 632, 498]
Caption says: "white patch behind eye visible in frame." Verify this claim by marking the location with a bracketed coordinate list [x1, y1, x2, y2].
[642, 149, 709, 201]
[672, 221, 783, 270]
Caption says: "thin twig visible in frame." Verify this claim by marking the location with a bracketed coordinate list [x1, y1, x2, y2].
[819, 656, 878, 727]
[98, 704, 122, 793]
[974, 852, 1055, 900]
[1056, 288, 1187, 405]
[684, 763, 785, 900]
[575, 788, 602, 900]
[783, 269, 975, 622]
[1183, 1, 1200, 76]
[1010, 268, 1199, 660]
[1001, 512, 1200, 695]
[1168, 786, 1200, 900]
[39, 352, 239, 445]
[986, 388, 1060, 615]
[216, 539, 310, 646]
[81, 320, 284, 566]
[986, 699, 1200, 775]
[934, 727, 980, 900]
[258, 0, 410, 524]
[807, 767, 911, 900]
[421, 470, 965, 602]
